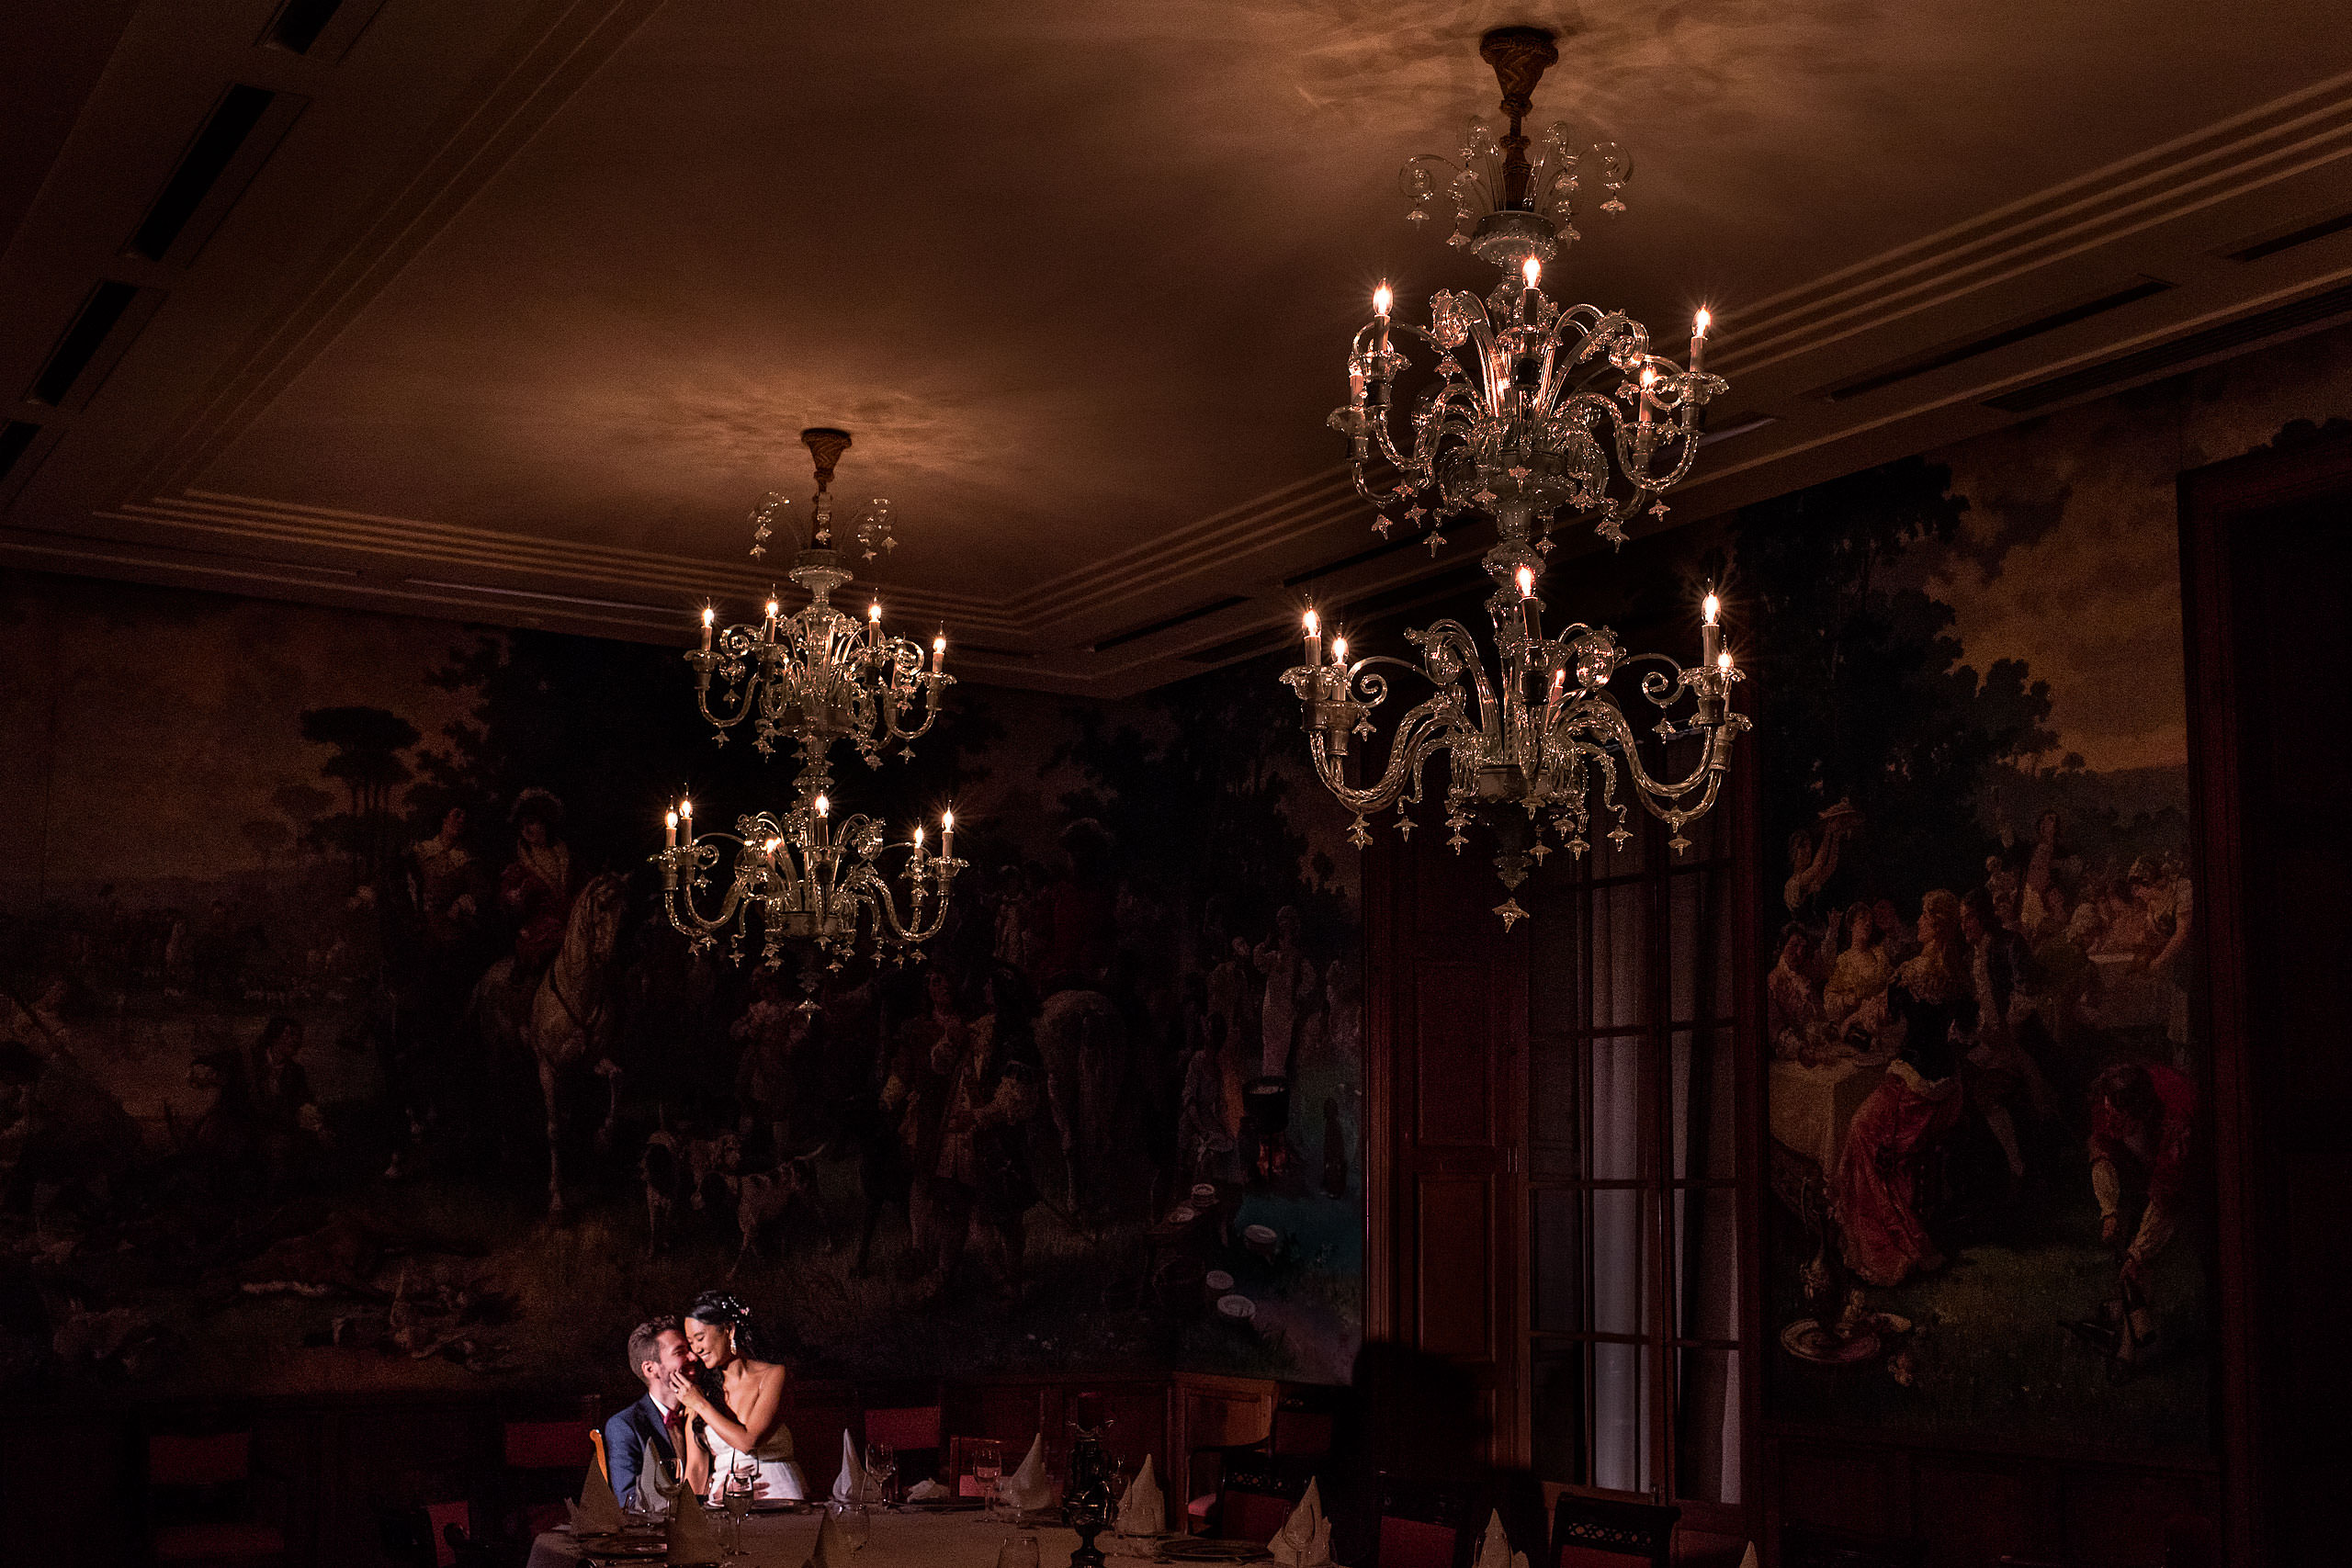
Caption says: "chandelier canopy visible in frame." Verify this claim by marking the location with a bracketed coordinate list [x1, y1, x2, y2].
[1291, 28, 1748, 928]
[660, 427, 962, 970]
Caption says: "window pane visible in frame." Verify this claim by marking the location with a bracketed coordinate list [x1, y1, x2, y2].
[1529, 1342, 1587, 1485]
[1587, 1035, 1644, 1179]
[1529, 1187, 1585, 1332]
[1529, 1043, 1580, 1177]
[1591, 1340, 1652, 1495]
[1674, 1348, 1742, 1504]
[1671, 1184, 1740, 1343]
[1669, 1029, 1736, 1180]
[1590, 1188, 1645, 1337]
[1588, 882, 1645, 1030]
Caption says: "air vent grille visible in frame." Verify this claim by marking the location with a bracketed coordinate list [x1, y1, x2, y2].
[2224, 208, 2352, 265]
[1824, 278, 2173, 402]
[1091, 593, 1249, 653]
[1281, 527, 1433, 589]
[267, 0, 348, 53]
[130, 86, 276, 261]
[1984, 282, 2352, 414]
[28, 281, 143, 406]
[0, 422, 40, 482]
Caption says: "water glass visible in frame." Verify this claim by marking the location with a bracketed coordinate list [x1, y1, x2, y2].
[831, 1502, 873, 1552]
[998, 1534, 1041, 1568]
[866, 1440, 898, 1505]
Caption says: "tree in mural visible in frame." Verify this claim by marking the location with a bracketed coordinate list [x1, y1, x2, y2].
[1735, 456, 2059, 901]
[300, 705, 420, 885]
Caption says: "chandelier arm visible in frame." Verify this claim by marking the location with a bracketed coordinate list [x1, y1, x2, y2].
[1306, 700, 1465, 817]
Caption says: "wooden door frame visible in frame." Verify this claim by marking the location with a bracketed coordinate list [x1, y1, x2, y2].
[2177, 423, 2352, 1568]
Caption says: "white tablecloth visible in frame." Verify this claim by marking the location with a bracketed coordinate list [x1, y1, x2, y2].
[530, 1506, 1145, 1568]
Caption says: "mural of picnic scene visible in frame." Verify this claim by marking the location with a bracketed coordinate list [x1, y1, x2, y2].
[0, 570, 1363, 1398]
[1747, 413, 2213, 1450]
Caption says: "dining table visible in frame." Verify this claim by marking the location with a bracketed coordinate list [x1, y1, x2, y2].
[529, 1505, 1216, 1568]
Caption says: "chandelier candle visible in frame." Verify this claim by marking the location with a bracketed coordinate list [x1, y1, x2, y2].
[1303, 607, 1321, 668]
[1292, 25, 1749, 926]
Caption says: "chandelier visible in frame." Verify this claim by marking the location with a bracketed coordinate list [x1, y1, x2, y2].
[659, 427, 963, 968]
[1291, 28, 1747, 928]
[685, 427, 952, 778]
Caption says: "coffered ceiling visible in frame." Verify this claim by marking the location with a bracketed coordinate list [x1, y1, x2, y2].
[6, 1, 2352, 692]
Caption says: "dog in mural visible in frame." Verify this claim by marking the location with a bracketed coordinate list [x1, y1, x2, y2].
[470, 871, 628, 1215]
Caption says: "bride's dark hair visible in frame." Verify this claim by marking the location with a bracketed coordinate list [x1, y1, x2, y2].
[685, 1289, 786, 1363]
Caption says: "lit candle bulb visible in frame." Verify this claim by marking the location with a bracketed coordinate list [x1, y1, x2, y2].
[1303, 607, 1321, 669]
[1690, 307, 1711, 376]
[665, 807, 678, 851]
[1331, 634, 1348, 666]
[814, 794, 830, 848]
[1516, 563, 1539, 640]
[1638, 366, 1657, 426]
[941, 808, 955, 862]
[932, 630, 945, 673]
[764, 596, 780, 643]
[1373, 282, 1392, 359]
[867, 600, 882, 649]
[1718, 649, 1735, 674]
[679, 797, 693, 840]
[1702, 589, 1722, 668]
[1520, 256, 1542, 324]
[912, 824, 926, 871]
[700, 605, 715, 653]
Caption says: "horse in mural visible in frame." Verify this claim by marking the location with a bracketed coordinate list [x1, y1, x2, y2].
[470, 872, 628, 1216]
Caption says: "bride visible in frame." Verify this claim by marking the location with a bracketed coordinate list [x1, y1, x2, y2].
[670, 1290, 809, 1502]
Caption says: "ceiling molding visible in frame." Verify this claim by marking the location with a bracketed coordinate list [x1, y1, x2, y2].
[1713, 66, 2352, 380]
[130, 0, 673, 500]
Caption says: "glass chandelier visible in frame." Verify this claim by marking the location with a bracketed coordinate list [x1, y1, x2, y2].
[659, 427, 962, 968]
[1291, 28, 1747, 928]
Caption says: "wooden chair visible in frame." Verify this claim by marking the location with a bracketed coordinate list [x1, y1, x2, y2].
[147, 1429, 288, 1568]
[1375, 1474, 1479, 1568]
[501, 1420, 596, 1540]
[1215, 1452, 1319, 1544]
[1550, 1494, 1679, 1568]
[863, 1404, 945, 1485]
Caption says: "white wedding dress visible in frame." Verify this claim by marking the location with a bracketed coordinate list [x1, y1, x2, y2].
[703, 1426, 808, 1503]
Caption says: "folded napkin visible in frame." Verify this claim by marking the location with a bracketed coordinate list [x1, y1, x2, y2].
[569, 1450, 625, 1535]
[1472, 1511, 1527, 1568]
[636, 1438, 674, 1516]
[906, 1478, 949, 1502]
[1117, 1453, 1164, 1535]
[999, 1433, 1052, 1512]
[804, 1502, 848, 1568]
[664, 1490, 723, 1565]
[1269, 1478, 1332, 1568]
[1736, 1548, 1758, 1568]
[833, 1428, 870, 1504]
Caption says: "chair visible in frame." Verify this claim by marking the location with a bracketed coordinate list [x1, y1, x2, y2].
[148, 1429, 288, 1568]
[863, 1404, 944, 1484]
[502, 1420, 596, 1540]
[1216, 1452, 1319, 1544]
[1376, 1474, 1479, 1568]
[1551, 1494, 1679, 1568]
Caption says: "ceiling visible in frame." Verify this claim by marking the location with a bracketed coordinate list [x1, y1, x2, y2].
[6, 0, 2352, 694]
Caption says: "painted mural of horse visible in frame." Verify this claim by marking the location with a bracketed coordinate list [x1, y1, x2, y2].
[469, 872, 628, 1216]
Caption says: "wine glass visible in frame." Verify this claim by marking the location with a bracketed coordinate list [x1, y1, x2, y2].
[722, 1461, 757, 1557]
[865, 1440, 898, 1506]
[998, 1533, 1041, 1568]
[968, 1439, 1002, 1523]
[831, 1501, 873, 1552]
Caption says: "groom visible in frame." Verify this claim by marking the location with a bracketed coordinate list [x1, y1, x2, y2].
[606, 1317, 707, 1509]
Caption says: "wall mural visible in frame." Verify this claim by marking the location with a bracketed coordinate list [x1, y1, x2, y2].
[0, 575, 1361, 1397]
[1750, 323, 2352, 1451]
